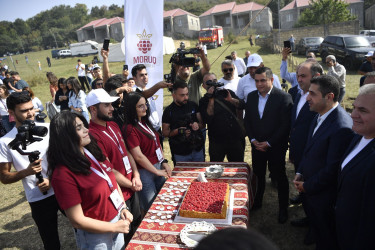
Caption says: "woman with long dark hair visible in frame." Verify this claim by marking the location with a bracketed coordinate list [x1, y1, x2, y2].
[66, 77, 89, 122]
[54, 78, 70, 111]
[123, 92, 171, 212]
[48, 111, 133, 249]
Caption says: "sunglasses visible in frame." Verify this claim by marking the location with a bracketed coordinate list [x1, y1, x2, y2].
[223, 68, 234, 73]
[306, 56, 313, 59]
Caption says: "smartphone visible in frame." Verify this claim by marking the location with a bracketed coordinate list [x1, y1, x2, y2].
[123, 64, 128, 71]
[103, 38, 110, 51]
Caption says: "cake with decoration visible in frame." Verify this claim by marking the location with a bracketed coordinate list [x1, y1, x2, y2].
[179, 182, 230, 219]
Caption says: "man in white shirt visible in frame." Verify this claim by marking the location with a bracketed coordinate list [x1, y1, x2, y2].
[218, 60, 240, 93]
[237, 53, 282, 102]
[231, 51, 247, 77]
[326, 55, 346, 103]
[76, 59, 90, 92]
[0, 92, 61, 249]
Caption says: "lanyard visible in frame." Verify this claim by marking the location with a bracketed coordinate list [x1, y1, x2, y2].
[0, 99, 8, 111]
[138, 121, 159, 147]
[84, 148, 114, 191]
[102, 125, 125, 155]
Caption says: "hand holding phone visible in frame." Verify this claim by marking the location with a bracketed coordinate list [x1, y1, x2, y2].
[103, 38, 110, 51]
[123, 65, 128, 71]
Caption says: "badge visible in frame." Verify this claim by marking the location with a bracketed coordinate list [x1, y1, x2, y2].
[123, 156, 132, 174]
[110, 189, 125, 211]
[156, 147, 163, 162]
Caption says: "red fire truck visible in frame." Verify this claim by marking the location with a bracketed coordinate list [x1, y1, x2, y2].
[199, 26, 224, 49]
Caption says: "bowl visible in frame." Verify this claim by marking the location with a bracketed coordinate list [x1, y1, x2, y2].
[205, 165, 224, 179]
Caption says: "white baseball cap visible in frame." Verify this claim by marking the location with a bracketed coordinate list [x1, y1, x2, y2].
[365, 51, 374, 57]
[247, 53, 263, 67]
[86, 89, 119, 107]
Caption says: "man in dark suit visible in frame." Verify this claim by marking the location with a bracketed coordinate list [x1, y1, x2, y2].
[336, 83, 375, 250]
[244, 67, 293, 224]
[289, 61, 322, 206]
[294, 75, 354, 250]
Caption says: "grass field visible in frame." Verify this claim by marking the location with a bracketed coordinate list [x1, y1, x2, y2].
[0, 37, 362, 249]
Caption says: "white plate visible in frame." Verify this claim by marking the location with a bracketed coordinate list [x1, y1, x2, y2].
[180, 221, 217, 248]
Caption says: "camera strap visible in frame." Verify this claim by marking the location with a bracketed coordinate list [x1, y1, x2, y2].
[215, 99, 246, 137]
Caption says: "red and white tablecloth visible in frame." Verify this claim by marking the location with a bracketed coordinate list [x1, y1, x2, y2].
[126, 162, 256, 250]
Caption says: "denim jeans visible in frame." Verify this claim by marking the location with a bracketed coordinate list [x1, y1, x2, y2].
[74, 212, 124, 250]
[138, 162, 166, 211]
[174, 149, 204, 162]
[1, 115, 15, 132]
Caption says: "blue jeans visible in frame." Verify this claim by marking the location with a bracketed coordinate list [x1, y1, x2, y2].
[138, 162, 166, 211]
[74, 212, 124, 250]
[174, 149, 204, 162]
[1, 115, 15, 132]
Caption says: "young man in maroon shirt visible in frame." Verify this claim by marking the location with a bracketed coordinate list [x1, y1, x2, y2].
[86, 88, 142, 243]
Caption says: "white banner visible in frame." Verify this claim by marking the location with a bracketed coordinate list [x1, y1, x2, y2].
[125, 0, 164, 121]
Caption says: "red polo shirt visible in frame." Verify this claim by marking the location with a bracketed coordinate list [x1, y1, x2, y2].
[123, 122, 161, 168]
[89, 120, 134, 201]
[52, 158, 118, 222]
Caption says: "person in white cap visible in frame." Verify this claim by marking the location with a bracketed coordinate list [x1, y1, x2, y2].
[358, 51, 374, 75]
[236, 53, 282, 103]
[86, 88, 143, 243]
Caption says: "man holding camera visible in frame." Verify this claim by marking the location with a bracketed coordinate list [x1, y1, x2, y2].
[175, 47, 210, 105]
[199, 73, 245, 162]
[0, 92, 61, 249]
[162, 81, 204, 163]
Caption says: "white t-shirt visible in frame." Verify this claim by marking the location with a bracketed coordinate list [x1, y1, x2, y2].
[218, 77, 240, 93]
[233, 58, 247, 76]
[0, 123, 54, 202]
[76, 64, 86, 77]
[0, 98, 9, 116]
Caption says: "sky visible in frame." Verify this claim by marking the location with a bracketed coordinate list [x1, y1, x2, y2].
[0, 0, 125, 22]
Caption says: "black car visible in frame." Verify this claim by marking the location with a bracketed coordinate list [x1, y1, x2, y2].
[296, 37, 323, 55]
[319, 34, 373, 70]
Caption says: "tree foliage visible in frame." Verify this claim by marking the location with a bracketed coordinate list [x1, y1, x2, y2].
[295, 0, 356, 28]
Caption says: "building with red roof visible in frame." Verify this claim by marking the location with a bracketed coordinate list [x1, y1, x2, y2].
[163, 8, 200, 38]
[199, 1, 273, 35]
[280, 0, 364, 30]
[77, 17, 125, 42]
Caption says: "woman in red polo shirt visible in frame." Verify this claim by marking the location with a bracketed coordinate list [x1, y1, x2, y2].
[123, 92, 171, 212]
[47, 111, 133, 249]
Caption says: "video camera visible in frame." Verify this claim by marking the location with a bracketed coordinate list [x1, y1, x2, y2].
[169, 47, 200, 68]
[8, 120, 48, 195]
[205, 80, 226, 98]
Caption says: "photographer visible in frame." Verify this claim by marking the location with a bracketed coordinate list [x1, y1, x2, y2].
[0, 92, 61, 249]
[162, 81, 204, 163]
[174, 47, 210, 105]
[199, 73, 245, 162]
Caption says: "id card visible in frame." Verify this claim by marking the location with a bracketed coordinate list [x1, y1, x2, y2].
[110, 189, 125, 211]
[123, 156, 132, 174]
[156, 147, 163, 162]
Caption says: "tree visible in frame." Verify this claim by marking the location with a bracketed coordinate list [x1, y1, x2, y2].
[295, 0, 356, 36]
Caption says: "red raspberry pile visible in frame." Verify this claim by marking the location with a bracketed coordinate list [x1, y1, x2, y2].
[180, 182, 226, 213]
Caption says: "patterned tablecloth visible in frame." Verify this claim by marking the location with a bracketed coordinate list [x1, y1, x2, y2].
[126, 162, 256, 250]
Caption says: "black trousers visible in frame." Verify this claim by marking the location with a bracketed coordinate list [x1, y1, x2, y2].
[78, 76, 90, 92]
[125, 192, 142, 244]
[251, 146, 289, 209]
[29, 195, 61, 250]
[209, 138, 245, 162]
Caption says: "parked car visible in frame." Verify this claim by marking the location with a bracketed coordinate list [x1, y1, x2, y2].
[296, 37, 324, 55]
[51, 49, 60, 59]
[359, 30, 375, 36]
[57, 49, 72, 58]
[319, 34, 373, 70]
[365, 36, 375, 47]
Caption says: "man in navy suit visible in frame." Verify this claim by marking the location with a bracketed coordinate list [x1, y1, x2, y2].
[244, 67, 293, 224]
[336, 84, 375, 250]
[293, 75, 354, 250]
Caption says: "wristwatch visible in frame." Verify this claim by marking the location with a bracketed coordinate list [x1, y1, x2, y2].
[161, 159, 168, 164]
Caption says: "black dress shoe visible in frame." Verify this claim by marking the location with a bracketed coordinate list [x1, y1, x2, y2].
[290, 217, 309, 227]
[290, 193, 303, 204]
[278, 208, 288, 224]
[304, 228, 316, 245]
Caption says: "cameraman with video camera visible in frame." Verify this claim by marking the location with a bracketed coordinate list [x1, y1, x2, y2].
[162, 81, 204, 164]
[174, 46, 210, 105]
[0, 92, 61, 249]
[199, 73, 246, 162]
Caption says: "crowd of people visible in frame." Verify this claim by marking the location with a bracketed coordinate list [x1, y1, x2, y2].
[0, 43, 374, 250]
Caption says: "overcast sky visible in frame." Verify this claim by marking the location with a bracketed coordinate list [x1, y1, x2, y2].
[0, 0, 125, 22]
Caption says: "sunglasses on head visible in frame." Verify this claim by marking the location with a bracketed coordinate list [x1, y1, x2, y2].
[223, 68, 234, 73]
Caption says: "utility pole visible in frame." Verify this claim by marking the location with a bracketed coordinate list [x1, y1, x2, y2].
[278, 0, 281, 46]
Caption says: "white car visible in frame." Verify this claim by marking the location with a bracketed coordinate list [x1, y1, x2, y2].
[57, 49, 72, 58]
